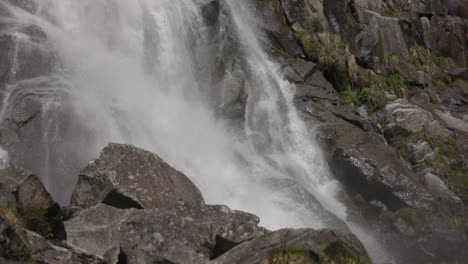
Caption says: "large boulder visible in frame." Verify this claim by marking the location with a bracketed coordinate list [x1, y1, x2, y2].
[70, 143, 205, 209]
[65, 203, 266, 263]
[210, 228, 371, 264]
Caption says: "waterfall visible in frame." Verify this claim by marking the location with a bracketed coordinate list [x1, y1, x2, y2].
[1, 0, 391, 262]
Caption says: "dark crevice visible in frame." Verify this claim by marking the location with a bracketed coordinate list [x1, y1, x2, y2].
[102, 190, 143, 209]
[117, 248, 127, 264]
[209, 235, 240, 260]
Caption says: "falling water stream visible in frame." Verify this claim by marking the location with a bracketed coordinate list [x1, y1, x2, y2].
[1, 0, 392, 262]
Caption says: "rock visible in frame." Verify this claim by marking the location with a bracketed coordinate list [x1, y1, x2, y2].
[286, 57, 317, 80]
[200, 0, 220, 26]
[449, 67, 468, 81]
[26, 231, 104, 264]
[70, 143, 204, 209]
[65, 203, 266, 263]
[0, 209, 103, 264]
[218, 70, 247, 119]
[423, 173, 463, 214]
[4, 0, 37, 13]
[430, 15, 468, 67]
[210, 228, 370, 264]
[281, 0, 330, 32]
[384, 99, 451, 137]
[380, 208, 468, 263]
[0, 211, 32, 262]
[282, 65, 304, 83]
[410, 71, 431, 86]
[253, 0, 303, 57]
[0, 167, 65, 240]
[434, 110, 468, 134]
[409, 141, 436, 166]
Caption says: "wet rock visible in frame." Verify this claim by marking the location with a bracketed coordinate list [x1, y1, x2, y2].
[380, 208, 468, 263]
[4, 0, 37, 13]
[286, 57, 317, 80]
[281, 0, 330, 32]
[71, 143, 205, 209]
[65, 203, 266, 263]
[200, 0, 220, 26]
[430, 15, 468, 67]
[210, 228, 370, 264]
[218, 70, 247, 119]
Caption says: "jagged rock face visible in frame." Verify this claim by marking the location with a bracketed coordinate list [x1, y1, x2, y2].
[71, 143, 205, 209]
[211, 228, 370, 264]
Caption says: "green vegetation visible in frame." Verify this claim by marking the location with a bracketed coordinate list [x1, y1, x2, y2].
[261, 248, 314, 264]
[21, 198, 53, 239]
[0, 205, 23, 232]
[380, 7, 404, 17]
[390, 130, 467, 204]
[261, 246, 370, 264]
[0, 205, 32, 261]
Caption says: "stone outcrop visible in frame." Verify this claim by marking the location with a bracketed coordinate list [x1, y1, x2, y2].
[70, 143, 205, 209]
[211, 228, 370, 264]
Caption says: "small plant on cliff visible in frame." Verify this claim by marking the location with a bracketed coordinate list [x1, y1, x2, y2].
[0, 205, 32, 261]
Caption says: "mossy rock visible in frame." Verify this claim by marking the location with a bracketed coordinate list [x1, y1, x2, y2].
[260, 246, 370, 264]
[261, 248, 315, 264]
[0, 208, 32, 261]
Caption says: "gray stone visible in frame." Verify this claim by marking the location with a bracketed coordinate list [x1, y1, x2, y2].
[286, 57, 317, 80]
[210, 228, 370, 264]
[26, 231, 105, 264]
[411, 71, 432, 86]
[65, 203, 266, 263]
[70, 143, 205, 209]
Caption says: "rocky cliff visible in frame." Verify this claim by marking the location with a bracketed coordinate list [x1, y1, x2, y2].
[251, 0, 468, 262]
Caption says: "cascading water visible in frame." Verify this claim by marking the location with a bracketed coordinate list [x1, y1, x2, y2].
[1, 0, 392, 262]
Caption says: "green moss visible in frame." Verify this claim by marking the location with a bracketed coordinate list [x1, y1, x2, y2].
[380, 7, 404, 17]
[390, 131, 467, 205]
[261, 248, 315, 264]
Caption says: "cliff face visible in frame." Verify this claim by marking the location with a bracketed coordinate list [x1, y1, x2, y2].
[252, 0, 468, 262]
[0, 0, 467, 263]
